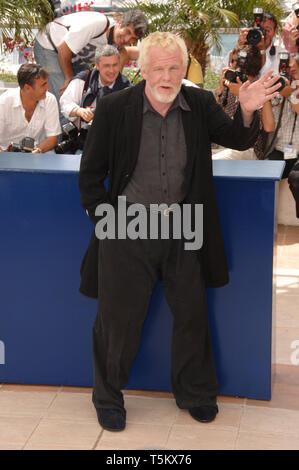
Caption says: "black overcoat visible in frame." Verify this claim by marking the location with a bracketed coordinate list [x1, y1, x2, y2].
[78, 81, 259, 298]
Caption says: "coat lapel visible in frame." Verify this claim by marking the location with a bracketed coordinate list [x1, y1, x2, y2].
[181, 87, 199, 193]
[123, 81, 145, 172]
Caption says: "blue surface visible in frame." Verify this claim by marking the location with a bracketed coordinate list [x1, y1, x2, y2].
[0, 152, 80, 174]
[213, 160, 285, 181]
[0, 153, 284, 179]
[0, 153, 283, 399]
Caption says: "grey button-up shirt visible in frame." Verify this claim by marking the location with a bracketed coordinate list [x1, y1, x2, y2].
[122, 91, 191, 206]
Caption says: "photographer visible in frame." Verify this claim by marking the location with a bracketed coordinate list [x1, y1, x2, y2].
[34, 10, 148, 101]
[283, 3, 299, 53]
[262, 54, 299, 217]
[234, 10, 283, 76]
[214, 44, 266, 160]
[59, 45, 131, 153]
[0, 63, 61, 153]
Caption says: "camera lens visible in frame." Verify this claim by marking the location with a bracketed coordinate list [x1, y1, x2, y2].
[224, 69, 237, 82]
[247, 28, 262, 46]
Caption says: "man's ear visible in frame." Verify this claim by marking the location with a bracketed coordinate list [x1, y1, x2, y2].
[140, 66, 147, 81]
[23, 83, 31, 92]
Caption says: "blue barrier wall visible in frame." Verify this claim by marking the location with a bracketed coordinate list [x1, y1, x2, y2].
[0, 154, 284, 399]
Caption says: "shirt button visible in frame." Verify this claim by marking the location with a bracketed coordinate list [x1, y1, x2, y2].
[161, 154, 165, 158]
[162, 172, 166, 176]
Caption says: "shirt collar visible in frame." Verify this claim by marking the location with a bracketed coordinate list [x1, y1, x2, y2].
[143, 89, 191, 115]
[12, 88, 46, 109]
[98, 76, 115, 89]
[12, 88, 23, 108]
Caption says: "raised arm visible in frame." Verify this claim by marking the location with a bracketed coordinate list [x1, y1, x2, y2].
[57, 41, 75, 94]
[239, 70, 281, 126]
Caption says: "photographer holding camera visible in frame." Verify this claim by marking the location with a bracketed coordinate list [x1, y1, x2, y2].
[234, 8, 282, 77]
[59, 45, 131, 154]
[214, 44, 266, 160]
[0, 63, 61, 154]
[283, 3, 299, 53]
[261, 53, 299, 218]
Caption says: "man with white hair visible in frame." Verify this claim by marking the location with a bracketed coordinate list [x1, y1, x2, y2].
[79, 32, 281, 432]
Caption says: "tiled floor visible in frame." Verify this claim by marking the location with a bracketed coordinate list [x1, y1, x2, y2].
[0, 224, 298, 450]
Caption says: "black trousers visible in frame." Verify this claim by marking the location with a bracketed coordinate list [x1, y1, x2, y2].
[267, 150, 299, 218]
[92, 213, 218, 412]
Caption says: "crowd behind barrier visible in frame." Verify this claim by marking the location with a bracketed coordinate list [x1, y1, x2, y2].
[0, 6, 299, 218]
[210, 7, 299, 220]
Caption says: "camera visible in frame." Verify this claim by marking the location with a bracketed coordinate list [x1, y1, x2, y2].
[7, 137, 35, 152]
[247, 7, 265, 46]
[273, 52, 290, 92]
[224, 50, 248, 83]
[55, 122, 80, 154]
[293, 2, 299, 18]
[54, 121, 89, 154]
[279, 52, 290, 78]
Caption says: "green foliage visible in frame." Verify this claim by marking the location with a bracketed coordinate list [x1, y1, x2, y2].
[124, 0, 240, 55]
[0, 68, 17, 83]
[122, 0, 285, 73]
[122, 66, 142, 85]
[0, 0, 53, 46]
[220, 0, 284, 29]
[203, 67, 220, 91]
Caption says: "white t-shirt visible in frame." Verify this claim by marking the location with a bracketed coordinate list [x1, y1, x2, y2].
[0, 88, 61, 150]
[258, 43, 285, 77]
[35, 12, 114, 67]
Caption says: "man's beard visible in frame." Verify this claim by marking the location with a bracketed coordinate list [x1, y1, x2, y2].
[147, 82, 181, 104]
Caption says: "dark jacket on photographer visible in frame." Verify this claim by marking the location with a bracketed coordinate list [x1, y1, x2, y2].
[75, 67, 132, 110]
[60, 67, 131, 132]
[58, 68, 132, 152]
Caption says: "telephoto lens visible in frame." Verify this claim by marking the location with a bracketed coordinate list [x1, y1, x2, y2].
[247, 7, 264, 46]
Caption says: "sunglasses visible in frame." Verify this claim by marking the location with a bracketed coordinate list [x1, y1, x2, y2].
[30, 64, 42, 77]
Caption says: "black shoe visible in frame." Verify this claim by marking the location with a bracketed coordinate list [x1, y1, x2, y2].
[189, 405, 218, 423]
[96, 408, 126, 432]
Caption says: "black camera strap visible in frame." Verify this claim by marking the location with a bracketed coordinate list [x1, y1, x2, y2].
[78, 69, 92, 131]
[289, 113, 298, 145]
[222, 87, 229, 109]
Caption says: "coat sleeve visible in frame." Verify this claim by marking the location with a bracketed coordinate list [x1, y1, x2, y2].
[204, 91, 260, 150]
[78, 97, 110, 223]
